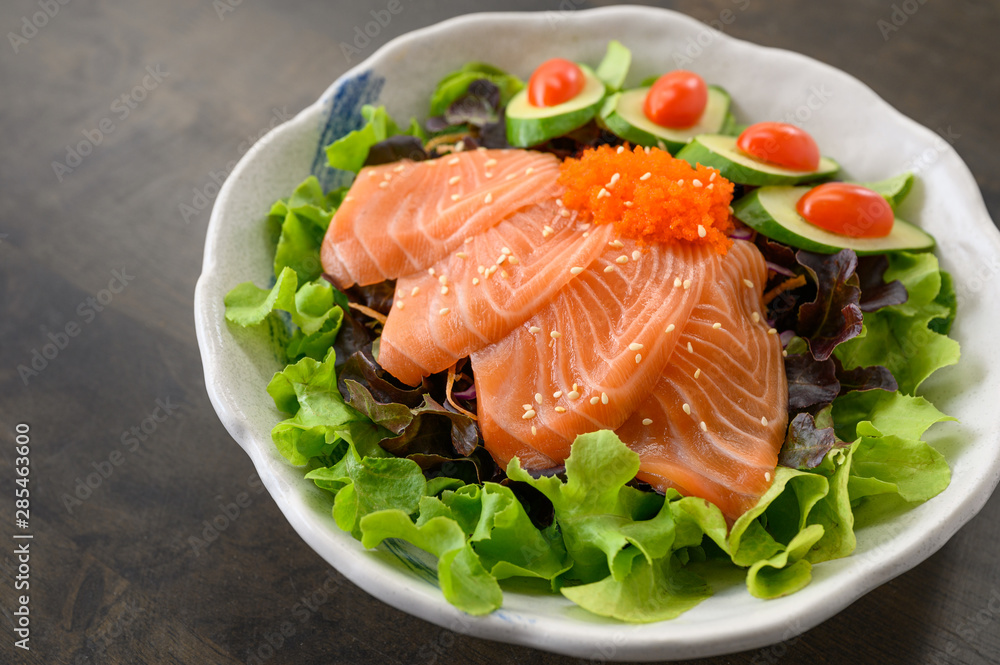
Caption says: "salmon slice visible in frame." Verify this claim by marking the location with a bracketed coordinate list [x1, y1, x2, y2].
[378, 203, 615, 386]
[472, 239, 717, 470]
[321, 149, 562, 288]
[616, 240, 788, 521]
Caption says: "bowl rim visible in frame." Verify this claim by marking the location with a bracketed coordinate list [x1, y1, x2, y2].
[194, 5, 1000, 661]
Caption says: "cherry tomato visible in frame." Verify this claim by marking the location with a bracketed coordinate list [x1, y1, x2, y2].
[527, 58, 586, 107]
[737, 122, 820, 171]
[796, 183, 894, 238]
[643, 70, 708, 128]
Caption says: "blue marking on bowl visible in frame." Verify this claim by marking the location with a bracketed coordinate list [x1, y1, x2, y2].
[311, 70, 385, 191]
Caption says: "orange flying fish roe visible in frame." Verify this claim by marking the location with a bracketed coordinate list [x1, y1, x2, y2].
[558, 145, 735, 254]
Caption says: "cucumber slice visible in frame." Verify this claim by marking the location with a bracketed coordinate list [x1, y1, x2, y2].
[676, 134, 839, 186]
[594, 40, 631, 91]
[505, 64, 606, 147]
[732, 186, 935, 254]
[855, 172, 915, 209]
[599, 86, 731, 153]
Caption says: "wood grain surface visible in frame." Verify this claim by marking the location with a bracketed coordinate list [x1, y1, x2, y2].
[1, 1, 998, 664]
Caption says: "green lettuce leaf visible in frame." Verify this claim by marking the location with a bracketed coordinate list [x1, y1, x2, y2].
[429, 63, 523, 117]
[325, 105, 420, 173]
[835, 252, 960, 394]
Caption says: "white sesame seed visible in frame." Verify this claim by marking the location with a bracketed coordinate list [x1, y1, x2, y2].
[440, 286, 449, 295]
[560, 209, 572, 217]
[628, 343, 644, 351]
[522, 409, 536, 420]
[449, 175, 461, 185]
[447, 157, 460, 165]
[635, 354, 642, 364]
[411, 287, 420, 296]
[477, 265, 485, 274]
[712, 322, 722, 329]
[523, 403, 532, 411]
[608, 172, 620, 187]
[710, 172, 716, 181]
[687, 342, 693, 353]
[534, 393, 543, 404]
[525, 167, 534, 175]
[506, 173, 516, 181]
[554, 406, 566, 413]
[697, 224, 707, 238]
[632, 250, 640, 261]
[743, 279, 754, 288]
[624, 201, 633, 207]
[706, 183, 714, 190]
[677, 179, 684, 186]
[752, 311, 761, 322]
[428, 268, 436, 276]
[556, 198, 564, 207]
[396, 300, 404, 309]
[603, 265, 615, 273]
[693, 179, 703, 187]
[694, 368, 702, 379]
[531, 425, 538, 435]
[644, 146, 651, 154]
[464, 237, 474, 244]
[642, 418, 653, 426]
[472, 277, 480, 285]
[455, 140, 465, 152]
[597, 187, 610, 199]
[700, 421, 708, 432]
[550, 331, 562, 339]
[567, 390, 580, 400]
[616, 145, 625, 154]
[601, 392, 609, 405]
[484, 192, 493, 204]
[683, 279, 692, 289]
[508, 256, 519, 265]
[379, 181, 389, 189]
[616, 255, 629, 264]
[438, 275, 448, 285]
[485, 172, 493, 178]
[542, 225, 554, 237]
[590, 396, 600, 405]
[367, 170, 377, 177]
[768, 328, 778, 335]
[682, 403, 691, 415]
[553, 391, 563, 398]
[665, 324, 676, 333]
[450, 193, 460, 201]
[765, 471, 772, 482]
[497, 255, 507, 265]
[673, 277, 682, 287]
[484, 158, 497, 167]
[782, 349, 788, 357]
[570, 266, 584, 275]
[529, 326, 541, 333]
[501, 246, 512, 255]
[609, 240, 624, 249]
[394, 164, 406, 173]
[439, 307, 450, 316]
[344, 196, 354, 202]
[640, 172, 651, 181]
[500, 269, 508, 278]
[761, 416, 769, 426]
[456, 252, 468, 259]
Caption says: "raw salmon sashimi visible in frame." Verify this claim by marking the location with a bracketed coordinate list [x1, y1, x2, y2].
[321, 149, 562, 288]
[378, 202, 615, 386]
[615, 240, 788, 520]
[472, 239, 717, 470]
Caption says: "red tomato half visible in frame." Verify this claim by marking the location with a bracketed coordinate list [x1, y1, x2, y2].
[527, 59, 586, 107]
[643, 71, 708, 128]
[737, 122, 820, 171]
[796, 183, 894, 238]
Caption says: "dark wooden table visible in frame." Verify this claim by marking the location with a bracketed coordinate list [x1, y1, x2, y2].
[2, 1, 998, 663]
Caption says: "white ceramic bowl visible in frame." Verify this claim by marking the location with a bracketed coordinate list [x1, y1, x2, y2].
[194, 6, 1000, 661]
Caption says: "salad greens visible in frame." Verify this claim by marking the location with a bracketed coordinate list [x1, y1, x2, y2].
[221, 50, 960, 622]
